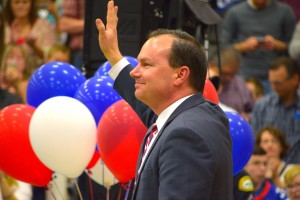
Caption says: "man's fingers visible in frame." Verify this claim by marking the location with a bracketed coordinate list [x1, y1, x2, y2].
[106, 1, 118, 30]
[95, 18, 105, 34]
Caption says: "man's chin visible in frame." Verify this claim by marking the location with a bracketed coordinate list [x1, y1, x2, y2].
[135, 92, 143, 101]
[135, 92, 149, 105]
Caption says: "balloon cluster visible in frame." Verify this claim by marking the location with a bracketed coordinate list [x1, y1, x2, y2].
[0, 58, 145, 186]
[0, 58, 253, 188]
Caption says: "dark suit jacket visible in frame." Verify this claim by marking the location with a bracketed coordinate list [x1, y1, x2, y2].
[114, 64, 233, 200]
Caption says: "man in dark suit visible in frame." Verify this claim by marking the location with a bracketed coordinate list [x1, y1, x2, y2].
[95, 1, 233, 199]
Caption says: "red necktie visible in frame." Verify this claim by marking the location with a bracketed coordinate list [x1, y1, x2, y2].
[143, 123, 158, 156]
[135, 123, 158, 187]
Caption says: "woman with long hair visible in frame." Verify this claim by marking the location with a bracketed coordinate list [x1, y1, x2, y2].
[4, 0, 55, 67]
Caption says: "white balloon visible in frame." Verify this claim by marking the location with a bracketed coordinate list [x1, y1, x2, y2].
[29, 96, 97, 178]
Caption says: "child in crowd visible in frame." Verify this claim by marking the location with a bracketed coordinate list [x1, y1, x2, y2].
[0, 43, 35, 103]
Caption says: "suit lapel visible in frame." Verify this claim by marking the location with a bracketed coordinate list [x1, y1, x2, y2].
[133, 92, 206, 197]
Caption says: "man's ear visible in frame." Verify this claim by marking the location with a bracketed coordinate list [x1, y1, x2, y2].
[174, 66, 190, 86]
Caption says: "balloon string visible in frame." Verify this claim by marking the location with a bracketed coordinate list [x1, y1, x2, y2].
[74, 179, 83, 200]
[87, 170, 95, 200]
[46, 184, 57, 200]
[52, 175, 65, 200]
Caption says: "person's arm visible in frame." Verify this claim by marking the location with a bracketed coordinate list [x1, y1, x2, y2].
[96, 1, 155, 128]
[59, 17, 84, 34]
[95, 1, 123, 66]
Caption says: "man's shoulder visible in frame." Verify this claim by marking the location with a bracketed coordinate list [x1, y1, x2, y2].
[255, 92, 277, 106]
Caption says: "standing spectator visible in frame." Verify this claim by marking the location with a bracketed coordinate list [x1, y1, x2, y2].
[255, 126, 290, 188]
[4, 0, 55, 67]
[244, 146, 289, 199]
[250, 56, 300, 163]
[289, 21, 300, 65]
[59, 0, 84, 70]
[221, 0, 296, 93]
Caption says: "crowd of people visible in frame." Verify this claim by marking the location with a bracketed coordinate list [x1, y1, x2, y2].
[0, 0, 300, 199]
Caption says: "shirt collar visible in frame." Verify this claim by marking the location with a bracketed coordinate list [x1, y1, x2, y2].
[156, 95, 193, 131]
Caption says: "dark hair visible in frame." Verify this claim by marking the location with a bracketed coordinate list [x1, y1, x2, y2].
[148, 29, 207, 92]
[5, 0, 38, 26]
[252, 145, 267, 156]
[269, 56, 300, 78]
[255, 126, 289, 158]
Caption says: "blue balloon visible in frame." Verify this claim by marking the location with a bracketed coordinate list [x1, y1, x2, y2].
[225, 111, 254, 175]
[94, 56, 138, 77]
[27, 62, 86, 107]
[74, 76, 122, 125]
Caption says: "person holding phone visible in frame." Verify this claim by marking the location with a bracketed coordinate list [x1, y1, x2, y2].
[221, 0, 296, 93]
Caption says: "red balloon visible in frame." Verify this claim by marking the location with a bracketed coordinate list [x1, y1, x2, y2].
[97, 100, 147, 183]
[203, 79, 219, 104]
[0, 104, 52, 186]
[86, 150, 101, 169]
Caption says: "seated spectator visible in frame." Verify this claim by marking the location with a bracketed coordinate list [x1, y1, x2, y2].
[210, 47, 254, 120]
[244, 146, 289, 199]
[233, 169, 254, 200]
[46, 43, 71, 63]
[255, 126, 290, 188]
[250, 56, 300, 163]
[246, 77, 264, 103]
[284, 164, 300, 200]
[0, 43, 35, 103]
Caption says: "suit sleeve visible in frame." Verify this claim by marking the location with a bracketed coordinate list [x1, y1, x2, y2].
[113, 64, 157, 127]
